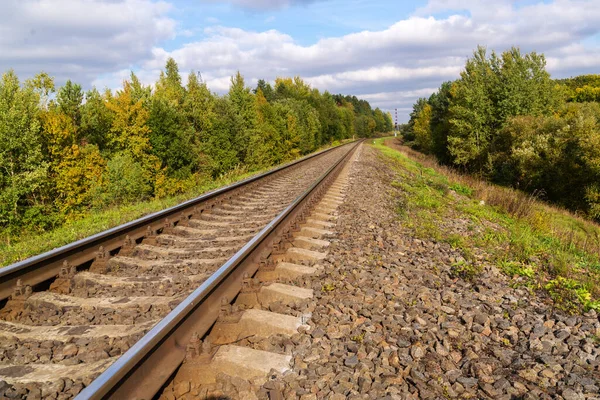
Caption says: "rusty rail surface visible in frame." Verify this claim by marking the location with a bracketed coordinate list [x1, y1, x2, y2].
[0, 142, 354, 302]
[75, 140, 360, 399]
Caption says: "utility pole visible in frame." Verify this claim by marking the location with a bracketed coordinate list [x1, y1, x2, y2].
[394, 108, 398, 137]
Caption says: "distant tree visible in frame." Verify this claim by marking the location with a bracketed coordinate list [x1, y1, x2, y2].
[254, 79, 274, 102]
[105, 79, 157, 183]
[56, 80, 84, 127]
[405, 98, 428, 143]
[149, 59, 196, 178]
[413, 103, 433, 152]
[81, 88, 113, 149]
[203, 97, 239, 177]
[429, 81, 453, 163]
[54, 144, 105, 215]
[373, 108, 387, 132]
[129, 72, 152, 106]
[27, 72, 55, 109]
[228, 72, 257, 164]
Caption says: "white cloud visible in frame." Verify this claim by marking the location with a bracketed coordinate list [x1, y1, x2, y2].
[3, 0, 600, 121]
[200, 0, 324, 11]
[0, 0, 176, 85]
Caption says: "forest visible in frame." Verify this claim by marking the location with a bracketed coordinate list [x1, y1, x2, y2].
[0, 59, 392, 239]
[404, 46, 600, 220]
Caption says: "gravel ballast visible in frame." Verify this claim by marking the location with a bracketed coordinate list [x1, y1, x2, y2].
[262, 144, 600, 400]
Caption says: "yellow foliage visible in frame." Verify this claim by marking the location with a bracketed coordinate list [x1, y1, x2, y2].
[41, 108, 78, 161]
[54, 144, 106, 216]
[414, 103, 433, 152]
[154, 170, 200, 199]
[105, 81, 152, 159]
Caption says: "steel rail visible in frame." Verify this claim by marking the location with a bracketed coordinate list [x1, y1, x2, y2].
[0, 141, 354, 302]
[76, 140, 360, 399]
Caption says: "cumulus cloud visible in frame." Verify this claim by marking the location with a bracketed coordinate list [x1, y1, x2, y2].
[3, 0, 600, 120]
[200, 0, 324, 11]
[0, 0, 176, 85]
[135, 0, 600, 119]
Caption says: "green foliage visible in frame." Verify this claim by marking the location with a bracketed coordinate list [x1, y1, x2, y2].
[81, 88, 113, 149]
[405, 46, 600, 220]
[56, 80, 83, 126]
[499, 260, 535, 278]
[450, 260, 482, 281]
[449, 182, 473, 196]
[544, 277, 597, 314]
[1, 61, 380, 257]
[0, 71, 47, 229]
[92, 152, 151, 206]
[55, 144, 105, 215]
[413, 103, 433, 152]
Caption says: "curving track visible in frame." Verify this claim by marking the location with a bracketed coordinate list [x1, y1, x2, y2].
[0, 142, 359, 399]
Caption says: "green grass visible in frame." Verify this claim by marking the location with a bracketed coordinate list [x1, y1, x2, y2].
[372, 137, 600, 314]
[0, 141, 348, 267]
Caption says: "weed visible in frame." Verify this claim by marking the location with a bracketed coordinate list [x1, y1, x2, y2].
[351, 332, 365, 343]
[544, 277, 600, 314]
[446, 234, 464, 249]
[431, 180, 449, 195]
[499, 261, 535, 279]
[450, 182, 473, 197]
[450, 260, 482, 281]
[321, 283, 336, 292]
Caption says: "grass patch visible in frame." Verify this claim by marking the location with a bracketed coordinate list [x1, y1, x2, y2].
[372, 137, 600, 314]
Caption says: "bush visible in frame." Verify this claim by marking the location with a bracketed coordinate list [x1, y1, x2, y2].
[92, 152, 152, 207]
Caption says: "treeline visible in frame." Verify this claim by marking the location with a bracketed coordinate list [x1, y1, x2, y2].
[404, 46, 600, 219]
[0, 59, 392, 234]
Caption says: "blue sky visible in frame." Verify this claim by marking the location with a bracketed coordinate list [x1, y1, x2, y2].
[2, 0, 600, 121]
[168, 0, 424, 48]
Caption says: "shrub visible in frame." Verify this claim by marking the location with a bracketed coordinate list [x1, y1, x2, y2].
[92, 152, 152, 207]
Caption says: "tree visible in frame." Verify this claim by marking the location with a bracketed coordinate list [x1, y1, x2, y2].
[81, 88, 113, 149]
[373, 108, 387, 133]
[429, 81, 453, 162]
[54, 144, 105, 215]
[56, 80, 84, 127]
[405, 98, 428, 143]
[202, 97, 239, 177]
[27, 72, 55, 109]
[447, 46, 496, 171]
[254, 79, 274, 102]
[228, 72, 257, 163]
[246, 89, 283, 169]
[0, 71, 47, 228]
[413, 103, 433, 152]
[105, 80, 152, 159]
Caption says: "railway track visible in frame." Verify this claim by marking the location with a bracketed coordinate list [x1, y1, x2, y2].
[0, 141, 360, 399]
